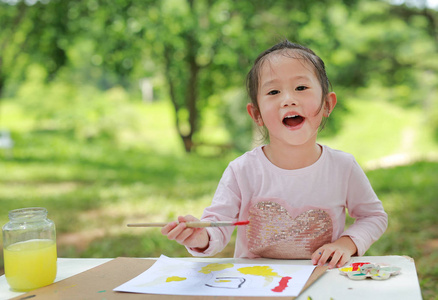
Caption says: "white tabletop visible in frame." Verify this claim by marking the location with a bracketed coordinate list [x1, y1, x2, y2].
[0, 255, 422, 300]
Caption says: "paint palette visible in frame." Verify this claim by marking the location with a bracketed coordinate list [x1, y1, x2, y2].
[339, 262, 401, 281]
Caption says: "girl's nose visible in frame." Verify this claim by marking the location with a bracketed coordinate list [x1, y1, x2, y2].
[281, 93, 297, 107]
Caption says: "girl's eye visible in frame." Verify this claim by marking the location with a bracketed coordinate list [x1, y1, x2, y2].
[268, 90, 280, 95]
[296, 86, 308, 91]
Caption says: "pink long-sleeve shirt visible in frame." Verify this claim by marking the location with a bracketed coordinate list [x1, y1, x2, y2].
[188, 145, 388, 258]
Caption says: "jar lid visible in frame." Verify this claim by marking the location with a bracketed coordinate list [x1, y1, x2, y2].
[9, 207, 48, 221]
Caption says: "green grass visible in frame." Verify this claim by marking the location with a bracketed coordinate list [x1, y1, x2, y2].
[0, 98, 437, 299]
[365, 162, 438, 300]
[319, 99, 438, 166]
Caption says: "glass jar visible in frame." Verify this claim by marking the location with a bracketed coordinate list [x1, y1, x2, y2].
[2, 207, 57, 291]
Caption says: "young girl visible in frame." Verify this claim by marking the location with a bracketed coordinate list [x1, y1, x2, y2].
[161, 40, 388, 269]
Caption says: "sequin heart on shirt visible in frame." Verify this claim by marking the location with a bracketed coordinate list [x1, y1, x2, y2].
[247, 201, 333, 259]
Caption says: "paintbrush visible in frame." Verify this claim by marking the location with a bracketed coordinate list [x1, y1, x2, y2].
[127, 220, 250, 228]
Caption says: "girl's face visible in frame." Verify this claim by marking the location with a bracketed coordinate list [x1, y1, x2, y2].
[247, 51, 336, 148]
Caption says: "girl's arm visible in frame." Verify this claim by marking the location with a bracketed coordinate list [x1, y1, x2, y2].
[186, 165, 242, 257]
[341, 160, 388, 256]
[313, 157, 387, 268]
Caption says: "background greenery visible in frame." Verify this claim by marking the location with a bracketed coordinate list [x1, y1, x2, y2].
[0, 0, 437, 299]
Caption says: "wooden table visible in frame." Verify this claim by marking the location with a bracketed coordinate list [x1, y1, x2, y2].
[0, 255, 422, 300]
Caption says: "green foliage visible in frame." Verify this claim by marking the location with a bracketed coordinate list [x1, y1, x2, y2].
[214, 88, 253, 152]
[318, 98, 438, 165]
[0, 0, 71, 94]
[1, 0, 438, 149]
[13, 65, 143, 141]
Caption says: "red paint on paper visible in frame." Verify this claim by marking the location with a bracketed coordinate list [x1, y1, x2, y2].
[271, 276, 292, 293]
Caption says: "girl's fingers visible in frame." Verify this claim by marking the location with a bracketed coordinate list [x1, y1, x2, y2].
[318, 256, 328, 266]
[162, 215, 197, 236]
[318, 250, 332, 266]
[338, 254, 351, 268]
[312, 241, 356, 268]
[161, 221, 178, 235]
[311, 249, 323, 265]
[328, 251, 342, 269]
[181, 228, 202, 245]
[166, 223, 187, 240]
[161, 216, 209, 249]
[178, 215, 198, 223]
[175, 227, 195, 244]
[178, 215, 189, 223]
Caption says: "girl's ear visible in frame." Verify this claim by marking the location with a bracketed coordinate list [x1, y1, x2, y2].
[324, 92, 337, 117]
[247, 103, 264, 126]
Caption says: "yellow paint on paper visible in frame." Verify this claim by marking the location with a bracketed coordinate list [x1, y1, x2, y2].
[237, 266, 279, 277]
[199, 263, 234, 274]
[166, 276, 186, 282]
[215, 279, 231, 283]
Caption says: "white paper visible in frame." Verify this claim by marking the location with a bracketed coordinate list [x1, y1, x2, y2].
[114, 255, 316, 297]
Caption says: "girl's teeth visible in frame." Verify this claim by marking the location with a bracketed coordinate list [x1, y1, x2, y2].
[283, 115, 304, 127]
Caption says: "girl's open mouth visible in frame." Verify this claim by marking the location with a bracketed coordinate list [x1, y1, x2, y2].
[283, 115, 305, 128]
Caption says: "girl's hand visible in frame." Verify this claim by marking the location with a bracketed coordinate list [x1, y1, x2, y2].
[311, 236, 357, 269]
[161, 215, 209, 251]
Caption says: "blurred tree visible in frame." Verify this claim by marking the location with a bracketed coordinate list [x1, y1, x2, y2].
[82, 0, 270, 152]
[85, 0, 359, 152]
[389, 2, 438, 138]
[0, 0, 70, 98]
[327, 1, 438, 138]
[1, 0, 437, 149]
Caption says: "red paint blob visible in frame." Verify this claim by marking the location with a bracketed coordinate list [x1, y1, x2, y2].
[351, 262, 370, 271]
[234, 220, 250, 226]
[271, 276, 292, 293]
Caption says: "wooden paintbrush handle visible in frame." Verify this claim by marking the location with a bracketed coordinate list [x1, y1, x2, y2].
[127, 223, 168, 227]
